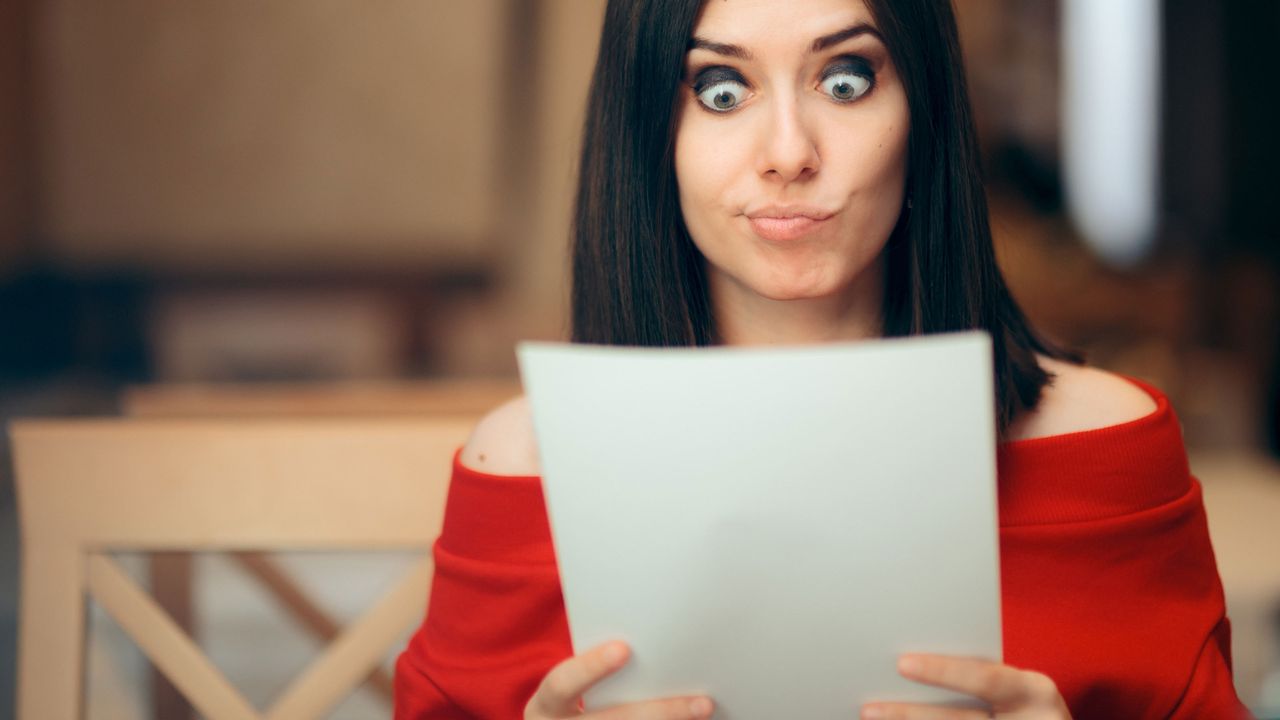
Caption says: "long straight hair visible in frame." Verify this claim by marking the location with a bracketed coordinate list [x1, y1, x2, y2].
[570, 0, 1080, 437]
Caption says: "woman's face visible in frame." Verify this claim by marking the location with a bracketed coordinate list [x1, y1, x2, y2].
[675, 0, 909, 305]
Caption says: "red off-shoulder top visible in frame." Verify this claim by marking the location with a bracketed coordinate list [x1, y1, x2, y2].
[393, 377, 1251, 719]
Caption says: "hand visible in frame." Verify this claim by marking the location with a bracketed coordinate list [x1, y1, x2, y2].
[525, 640, 716, 719]
[861, 654, 1072, 719]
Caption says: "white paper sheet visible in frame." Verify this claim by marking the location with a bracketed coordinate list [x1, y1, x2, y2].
[517, 332, 1002, 718]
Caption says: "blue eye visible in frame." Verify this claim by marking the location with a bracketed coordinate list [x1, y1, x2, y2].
[820, 70, 872, 102]
[696, 80, 748, 112]
[820, 57, 875, 102]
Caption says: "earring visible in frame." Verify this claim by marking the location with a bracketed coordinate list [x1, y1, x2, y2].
[906, 196, 913, 210]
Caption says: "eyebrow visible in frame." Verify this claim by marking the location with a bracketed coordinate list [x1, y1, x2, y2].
[688, 22, 884, 61]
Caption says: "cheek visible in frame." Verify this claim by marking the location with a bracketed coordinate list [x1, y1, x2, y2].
[830, 118, 909, 203]
[675, 116, 744, 226]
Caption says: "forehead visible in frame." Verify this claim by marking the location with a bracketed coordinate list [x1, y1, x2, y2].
[691, 0, 876, 46]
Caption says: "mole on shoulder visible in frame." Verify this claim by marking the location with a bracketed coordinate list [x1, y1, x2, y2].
[478, 453, 487, 463]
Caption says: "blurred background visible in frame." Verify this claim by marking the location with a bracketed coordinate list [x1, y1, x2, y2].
[0, 0, 1277, 718]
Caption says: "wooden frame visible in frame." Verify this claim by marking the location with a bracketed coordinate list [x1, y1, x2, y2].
[121, 378, 519, 418]
[11, 417, 472, 720]
[122, 378, 514, 717]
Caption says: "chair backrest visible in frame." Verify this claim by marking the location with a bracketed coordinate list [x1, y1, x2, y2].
[11, 416, 473, 720]
[121, 378, 520, 418]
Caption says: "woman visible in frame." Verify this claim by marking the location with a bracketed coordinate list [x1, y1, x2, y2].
[396, 0, 1250, 717]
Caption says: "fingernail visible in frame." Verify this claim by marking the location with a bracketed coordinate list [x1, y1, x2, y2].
[602, 642, 627, 667]
[898, 655, 922, 675]
[689, 697, 714, 718]
[862, 705, 884, 720]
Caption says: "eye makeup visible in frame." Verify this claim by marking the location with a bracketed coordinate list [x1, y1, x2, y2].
[685, 53, 879, 113]
[689, 66, 748, 95]
[821, 55, 875, 83]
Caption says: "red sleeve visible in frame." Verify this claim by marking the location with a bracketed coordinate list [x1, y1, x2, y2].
[998, 378, 1254, 720]
[394, 452, 572, 719]
[1167, 616, 1252, 719]
[1000, 481, 1253, 719]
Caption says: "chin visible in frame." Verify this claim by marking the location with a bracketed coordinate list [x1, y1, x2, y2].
[747, 271, 846, 302]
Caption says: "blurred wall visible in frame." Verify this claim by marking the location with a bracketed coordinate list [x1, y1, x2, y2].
[0, 0, 30, 275]
[33, 0, 509, 273]
[427, 0, 607, 374]
[15, 0, 612, 377]
[504, 0, 606, 340]
[952, 0, 1006, 147]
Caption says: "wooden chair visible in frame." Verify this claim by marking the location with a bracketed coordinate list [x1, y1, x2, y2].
[121, 378, 520, 419]
[121, 379, 514, 717]
[11, 416, 474, 720]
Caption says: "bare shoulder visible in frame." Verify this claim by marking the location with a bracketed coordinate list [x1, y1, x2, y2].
[1006, 355, 1159, 442]
[458, 395, 541, 476]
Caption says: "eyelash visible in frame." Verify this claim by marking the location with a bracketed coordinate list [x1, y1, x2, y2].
[688, 55, 877, 114]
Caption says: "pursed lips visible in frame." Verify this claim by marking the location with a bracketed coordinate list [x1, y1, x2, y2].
[744, 206, 836, 242]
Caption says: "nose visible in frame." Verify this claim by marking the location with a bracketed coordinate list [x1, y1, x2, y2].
[756, 91, 821, 183]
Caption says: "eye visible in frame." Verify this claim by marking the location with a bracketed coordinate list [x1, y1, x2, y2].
[691, 66, 750, 113]
[695, 79, 749, 113]
[819, 60, 874, 103]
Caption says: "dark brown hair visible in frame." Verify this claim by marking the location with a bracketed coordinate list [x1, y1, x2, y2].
[570, 0, 1080, 436]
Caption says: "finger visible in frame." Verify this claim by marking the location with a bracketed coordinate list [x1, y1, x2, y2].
[530, 641, 631, 717]
[897, 654, 1058, 708]
[589, 695, 715, 720]
[861, 702, 991, 720]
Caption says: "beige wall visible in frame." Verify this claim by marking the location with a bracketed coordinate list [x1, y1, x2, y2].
[35, 0, 510, 272]
[19, 0, 610, 374]
[436, 0, 606, 373]
[953, 0, 1009, 146]
[954, 0, 1060, 156]
[514, 0, 607, 339]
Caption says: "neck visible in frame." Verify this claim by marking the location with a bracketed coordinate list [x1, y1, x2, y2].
[711, 255, 885, 346]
